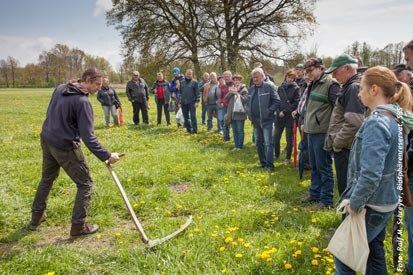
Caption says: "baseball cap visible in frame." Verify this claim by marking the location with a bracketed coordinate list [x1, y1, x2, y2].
[393, 64, 408, 73]
[295, 63, 304, 69]
[325, 54, 357, 74]
[172, 67, 180, 73]
[303, 58, 323, 70]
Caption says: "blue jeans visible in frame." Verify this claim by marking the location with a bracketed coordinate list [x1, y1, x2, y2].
[206, 104, 218, 131]
[307, 133, 334, 206]
[181, 103, 197, 133]
[231, 120, 245, 149]
[254, 124, 274, 169]
[405, 177, 413, 272]
[334, 208, 393, 274]
[217, 108, 224, 132]
[221, 107, 230, 141]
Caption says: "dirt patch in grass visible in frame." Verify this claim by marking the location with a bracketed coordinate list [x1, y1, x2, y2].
[168, 182, 190, 194]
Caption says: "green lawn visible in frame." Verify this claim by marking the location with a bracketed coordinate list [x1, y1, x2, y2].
[0, 88, 405, 274]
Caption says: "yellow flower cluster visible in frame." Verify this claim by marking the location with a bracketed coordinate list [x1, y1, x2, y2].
[255, 247, 277, 262]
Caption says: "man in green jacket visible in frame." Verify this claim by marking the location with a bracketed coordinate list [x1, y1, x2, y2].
[301, 58, 340, 209]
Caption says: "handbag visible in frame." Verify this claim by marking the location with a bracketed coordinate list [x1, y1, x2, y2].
[233, 95, 245, 113]
[327, 201, 369, 274]
[175, 108, 185, 125]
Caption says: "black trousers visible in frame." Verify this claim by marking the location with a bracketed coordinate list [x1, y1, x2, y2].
[132, 100, 148, 124]
[273, 123, 294, 160]
[156, 99, 170, 125]
[333, 148, 350, 196]
[32, 139, 93, 225]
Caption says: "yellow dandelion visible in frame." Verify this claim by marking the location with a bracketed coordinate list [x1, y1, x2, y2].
[188, 233, 193, 238]
[311, 218, 317, 224]
[326, 271, 331, 275]
[255, 253, 262, 259]
[284, 263, 293, 270]
[211, 233, 218, 238]
[119, 240, 124, 244]
[314, 254, 322, 258]
[133, 203, 139, 208]
[244, 243, 251, 248]
[127, 178, 132, 182]
[176, 203, 183, 209]
[232, 242, 238, 246]
[140, 200, 145, 204]
[235, 253, 243, 258]
[193, 227, 201, 233]
[96, 234, 102, 239]
[312, 247, 319, 253]
[266, 257, 272, 262]
[221, 268, 227, 273]
[219, 246, 225, 252]
[311, 259, 319, 266]
[326, 257, 334, 264]
[289, 240, 296, 244]
[297, 241, 303, 246]
[114, 232, 121, 237]
[224, 236, 233, 243]
[237, 238, 244, 243]
[45, 272, 55, 275]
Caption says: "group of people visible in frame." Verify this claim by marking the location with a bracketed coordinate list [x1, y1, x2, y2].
[29, 38, 413, 274]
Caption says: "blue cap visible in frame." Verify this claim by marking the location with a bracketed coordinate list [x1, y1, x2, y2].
[172, 67, 180, 73]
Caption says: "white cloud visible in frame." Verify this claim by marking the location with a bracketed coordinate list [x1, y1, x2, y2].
[94, 0, 113, 16]
[0, 35, 123, 69]
[0, 35, 55, 64]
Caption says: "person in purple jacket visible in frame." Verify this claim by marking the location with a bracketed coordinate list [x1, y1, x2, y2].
[29, 68, 120, 237]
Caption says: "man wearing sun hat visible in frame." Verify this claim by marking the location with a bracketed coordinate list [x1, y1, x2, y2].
[324, 54, 365, 201]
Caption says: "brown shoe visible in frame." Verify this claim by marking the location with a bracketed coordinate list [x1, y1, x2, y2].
[300, 195, 319, 204]
[70, 223, 99, 237]
[29, 212, 47, 231]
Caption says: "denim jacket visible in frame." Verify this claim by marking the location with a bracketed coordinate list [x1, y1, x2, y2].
[341, 105, 403, 213]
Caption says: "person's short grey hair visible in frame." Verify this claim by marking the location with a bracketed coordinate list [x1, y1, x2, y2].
[251, 67, 265, 77]
[344, 63, 358, 72]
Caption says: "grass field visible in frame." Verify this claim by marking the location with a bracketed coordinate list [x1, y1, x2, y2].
[0, 88, 406, 274]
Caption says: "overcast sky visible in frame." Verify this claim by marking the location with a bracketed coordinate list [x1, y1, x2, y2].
[0, 0, 412, 69]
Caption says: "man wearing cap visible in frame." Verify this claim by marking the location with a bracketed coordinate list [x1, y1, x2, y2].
[393, 64, 413, 90]
[324, 54, 365, 200]
[169, 67, 184, 116]
[126, 71, 149, 125]
[301, 57, 340, 209]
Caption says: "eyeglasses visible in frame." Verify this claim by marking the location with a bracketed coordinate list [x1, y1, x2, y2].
[305, 67, 315, 74]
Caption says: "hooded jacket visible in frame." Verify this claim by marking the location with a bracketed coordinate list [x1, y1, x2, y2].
[41, 83, 111, 161]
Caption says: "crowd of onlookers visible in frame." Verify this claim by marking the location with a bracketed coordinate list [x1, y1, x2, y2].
[30, 38, 413, 273]
[94, 40, 413, 274]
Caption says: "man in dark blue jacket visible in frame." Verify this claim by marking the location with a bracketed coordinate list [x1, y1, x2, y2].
[30, 68, 120, 237]
[248, 67, 280, 172]
[180, 69, 199, 134]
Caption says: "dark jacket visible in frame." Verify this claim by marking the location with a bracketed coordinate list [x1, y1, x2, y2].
[152, 80, 171, 104]
[126, 78, 149, 103]
[303, 73, 340, 134]
[169, 75, 184, 101]
[275, 82, 300, 127]
[247, 81, 280, 128]
[324, 74, 365, 150]
[41, 83, 111, 161]
[179, 78, 199, 105]
[97, 86, 121, 107]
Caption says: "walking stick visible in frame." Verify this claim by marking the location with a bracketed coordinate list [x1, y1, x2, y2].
[106, 161, 192, 248]
[293, 119, 298, 167]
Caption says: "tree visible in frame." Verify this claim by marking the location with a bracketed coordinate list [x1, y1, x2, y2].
[203, 0, 316, 71]
[0, 59, 9, 88]
[107, 0, 316, 76]
[108, 0, 205, 78]
[7, 56, 19, 88]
